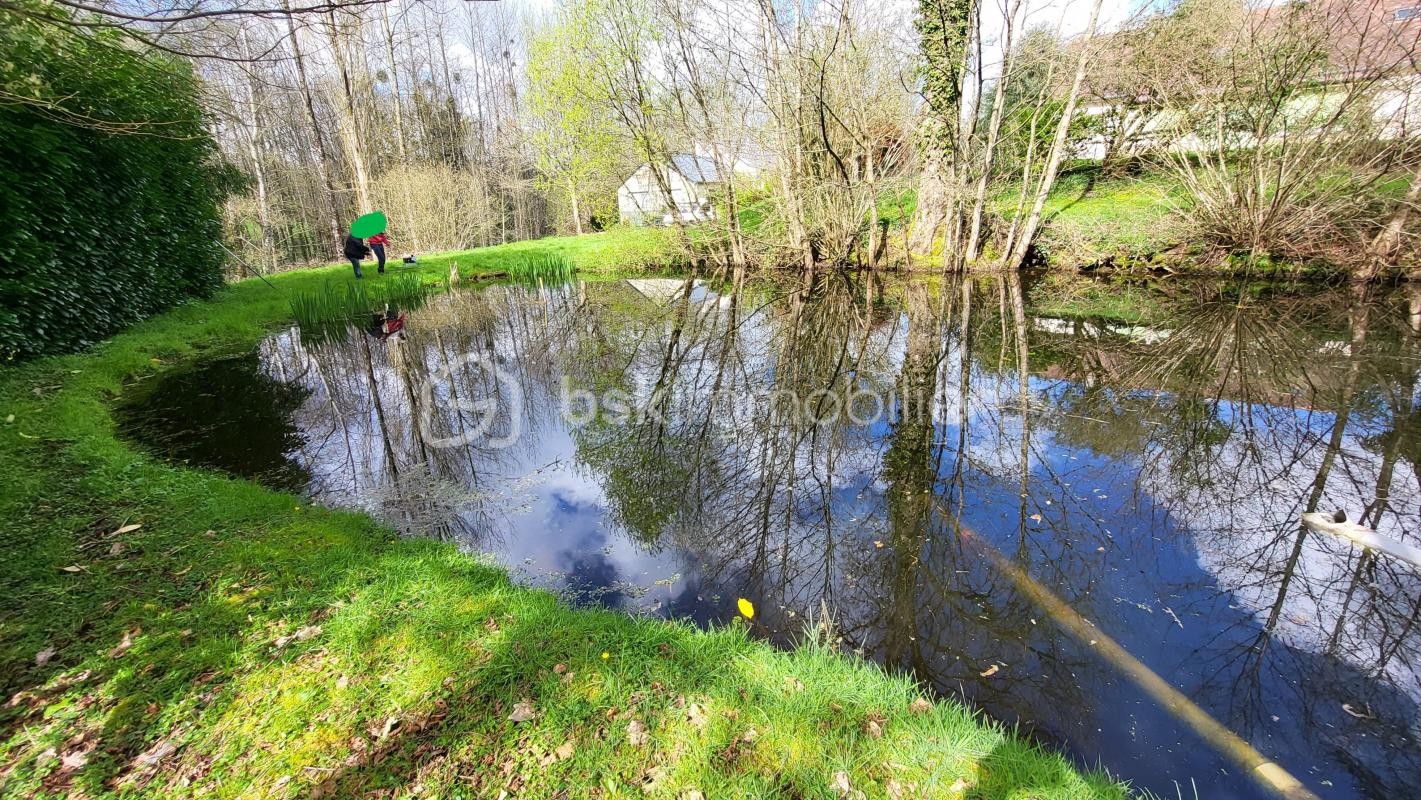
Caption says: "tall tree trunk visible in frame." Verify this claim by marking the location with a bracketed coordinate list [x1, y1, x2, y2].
[284, 3, 342, 249]
[964, 0, 1024, 264]
[567, 178, 584, 235]
[380, 3, 408, 163]
[325, 11, 374, 213]
[1361, 160, 1421, 282]
[1004, 0, 1104, 270]
[238, 27, 276, 272]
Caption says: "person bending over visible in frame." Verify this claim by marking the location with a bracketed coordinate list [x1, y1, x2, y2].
[367, 231, 390, 274]
[343, 234, 372, 279]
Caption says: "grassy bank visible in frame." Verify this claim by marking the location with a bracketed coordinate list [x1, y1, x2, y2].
[0, 232, 1125, 799]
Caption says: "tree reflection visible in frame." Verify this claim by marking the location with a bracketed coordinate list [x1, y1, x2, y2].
[128, 272, 1421, 800]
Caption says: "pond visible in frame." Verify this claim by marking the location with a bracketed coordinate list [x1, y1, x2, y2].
[117, 272, 1421, 800]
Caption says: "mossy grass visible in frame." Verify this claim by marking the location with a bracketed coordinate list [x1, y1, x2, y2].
[0, 231, 1128, 798]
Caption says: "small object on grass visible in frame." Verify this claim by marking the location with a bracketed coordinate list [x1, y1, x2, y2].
[601, 651, 610, 660]
[626, 719, 649, 746]
[273, 625, 321, 648]
[106, 523, 141, 537]
[508, 699, 537, 723]
[35, 646, 56, 666]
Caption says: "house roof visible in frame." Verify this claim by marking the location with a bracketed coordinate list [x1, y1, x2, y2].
[670, 154, 721, 183]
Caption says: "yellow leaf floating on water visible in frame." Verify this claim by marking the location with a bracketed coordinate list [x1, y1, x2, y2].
[737, 598, 755, 619]
[979, 664, 1000, 678]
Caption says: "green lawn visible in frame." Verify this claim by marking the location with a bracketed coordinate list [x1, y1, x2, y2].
[0, 233, 1127, 799]
[1014, 170, 1184, 265]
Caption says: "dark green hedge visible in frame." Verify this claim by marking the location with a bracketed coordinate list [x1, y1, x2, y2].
[0, 5, 231, 360]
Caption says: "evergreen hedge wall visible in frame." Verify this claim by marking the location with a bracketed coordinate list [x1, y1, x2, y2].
[0, 6, 231, 360]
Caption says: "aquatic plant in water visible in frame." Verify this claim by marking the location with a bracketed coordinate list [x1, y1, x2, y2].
[504, 253, 575, 287]
[290, 275, 434, 344]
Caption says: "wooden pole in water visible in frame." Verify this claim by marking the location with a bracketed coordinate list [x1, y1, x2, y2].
[956, 524, 1322, 800]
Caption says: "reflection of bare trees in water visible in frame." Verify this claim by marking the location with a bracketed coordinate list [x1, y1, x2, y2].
[255, 284, 592, 546]
[1032, 280, 1421, 792]
[238, 272, 1421, 796]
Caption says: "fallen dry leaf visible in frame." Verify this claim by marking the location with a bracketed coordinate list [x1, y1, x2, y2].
[110, 629, 138, 658]
[108, 524, 142, 537]
[109, 542, 125, 557]
[639, 764, 667, 793]
[947, 777, 971, 795]
[784, 676, 804, 693]
[552, 663, 567, 675]
[832, 771, 852, 797]
[274, 625, 322, 649]
[862, 713, 884, 739]
[1029, 514, 1042, 522]
[508, 699, 537, 723]
[61, 565, 86, 573]
[681, 791, 705, 800]
[60, 750, 88, 770]
[873, 540, 884, 549]
[909, 697, 931, 715]
[35, 647, 56, 667]
[132, 739, 178, 769]
[686, 702, 708, 728]
[979, 664, 1000, 678]
[626, 719, 649, 746]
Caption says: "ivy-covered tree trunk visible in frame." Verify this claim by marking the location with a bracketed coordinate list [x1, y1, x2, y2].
[909, 0, 975, 260]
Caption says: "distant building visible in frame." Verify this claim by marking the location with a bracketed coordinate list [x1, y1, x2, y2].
[617, 154, 758, 226]
[1078, 0, 1421, 160]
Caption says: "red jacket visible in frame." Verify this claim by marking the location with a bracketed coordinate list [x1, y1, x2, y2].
[368, 233, 390, 246]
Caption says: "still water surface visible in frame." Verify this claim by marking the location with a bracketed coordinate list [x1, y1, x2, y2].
[119, 273, 1421, 799]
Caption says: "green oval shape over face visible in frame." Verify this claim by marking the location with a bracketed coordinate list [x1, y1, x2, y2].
[350, 211, 387, 238]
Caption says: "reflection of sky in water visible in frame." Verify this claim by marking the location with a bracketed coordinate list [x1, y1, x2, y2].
[118, 277, 1421, 800]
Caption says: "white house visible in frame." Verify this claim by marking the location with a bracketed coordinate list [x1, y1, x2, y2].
[617, 154, 745, 226]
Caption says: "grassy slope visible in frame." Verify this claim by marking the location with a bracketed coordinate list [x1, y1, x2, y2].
[883, 168, 1184, 268]
[0, 232, 1126, 799]
[1018, 170, 1183, 265]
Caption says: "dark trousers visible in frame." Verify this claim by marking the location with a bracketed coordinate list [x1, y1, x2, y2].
[371, 243, 386, 272]
[349, 257, 362, 278]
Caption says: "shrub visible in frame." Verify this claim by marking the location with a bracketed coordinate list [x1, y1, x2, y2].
[0, 3, 232, 360]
